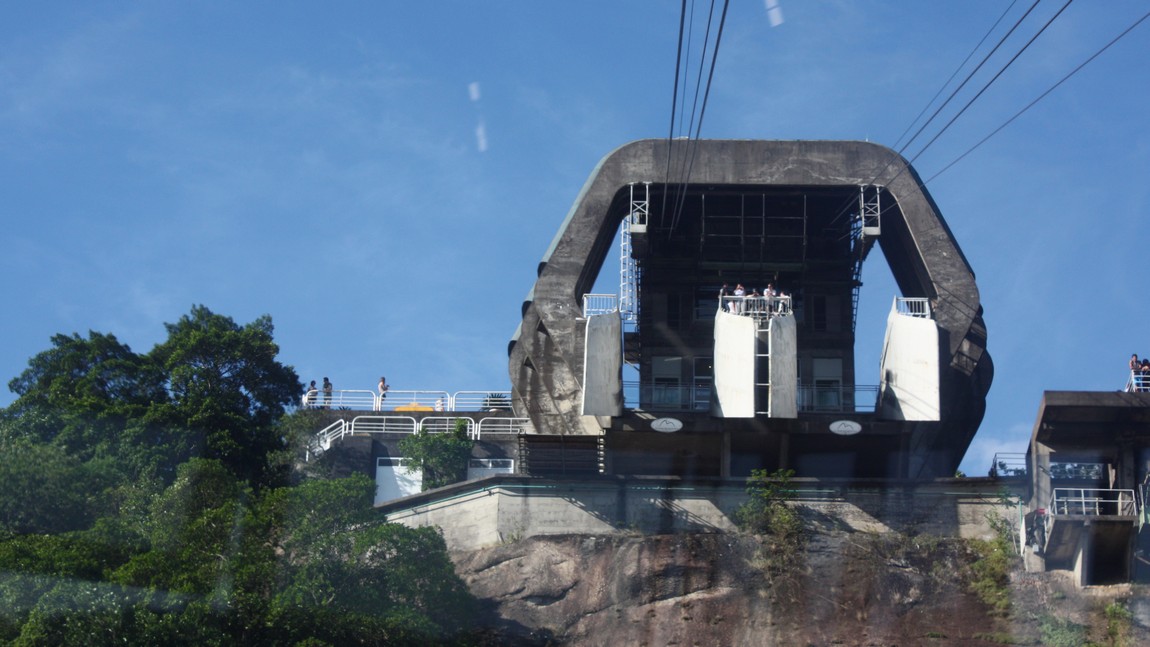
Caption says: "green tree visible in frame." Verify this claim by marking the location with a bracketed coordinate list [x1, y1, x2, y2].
[0, 440, 120, 535]
[2, 332, 167, 463]
[146, 305, 301, 487]
[398, 419, 473, 490]
[261, 476, 478, 642]
[111, 459, 247, 597]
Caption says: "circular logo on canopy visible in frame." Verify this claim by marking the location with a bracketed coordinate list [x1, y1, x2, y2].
[651, 417, 683, 433]
[829, 420, 862, 435]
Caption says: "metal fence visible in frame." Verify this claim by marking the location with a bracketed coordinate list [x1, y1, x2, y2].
[894, 297, 932, 318]
[797, 384, 879, 413]
[583, 293, 619, 317]
[1049, 488, 1136, 516]
[622, 382, 879, 414]
[476, 417, 532, 437]
[300, 389, 512, 413]
[990, 452, 1028, 477]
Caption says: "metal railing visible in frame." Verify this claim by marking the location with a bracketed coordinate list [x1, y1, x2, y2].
[621, 382, 879, 414]
[990, 452, 1028, 478]
[894, 297, 932, 318]
[797, 384, 879, 413]
[349, 415, 418, 435]
[625, 382, 711, 412]
[451, 391, 513, 411]
[307, 414, 516, 459]
[1049, 488, 1136, 516]
[476, 417, 532, 437]
[582, 294, 619, 317]
[417, 416, 476, 436]
[300, 389, 377, 410]
[719, 295, 793, 318]
[300, 389, 512, 412]
[1125, 370, 1150, 393]
[306, 419, 349, 460]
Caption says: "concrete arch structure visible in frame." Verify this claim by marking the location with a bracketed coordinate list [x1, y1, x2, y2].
[508, 139, 992, 479]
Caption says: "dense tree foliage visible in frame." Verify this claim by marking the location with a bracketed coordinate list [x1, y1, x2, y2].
[398, 420, 473, 491]
[0, 307, 480, 645]
[2, 306, 299, 487]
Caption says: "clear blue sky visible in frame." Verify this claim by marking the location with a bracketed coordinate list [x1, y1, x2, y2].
[3, 2, 1148, 476]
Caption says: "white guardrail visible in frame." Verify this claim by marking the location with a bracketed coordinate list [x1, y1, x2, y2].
[306, 414, 532, 461]
[300, 389, 513, 412]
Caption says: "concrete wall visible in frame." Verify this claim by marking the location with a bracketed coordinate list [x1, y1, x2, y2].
[382, 476, 1024, 552]
[878, 308, 940, 421]
[582, 313, 623, 416]
[713, 310, 755, 418]
[769, 315, 798, 418]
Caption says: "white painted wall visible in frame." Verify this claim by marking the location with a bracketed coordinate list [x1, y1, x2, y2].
[713, 310, 756, 417]
[878, 308, 940, 421]
[375, 458, 423, 505]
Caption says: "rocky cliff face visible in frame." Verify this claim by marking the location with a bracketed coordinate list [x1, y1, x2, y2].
[454, 529, 1150, 646]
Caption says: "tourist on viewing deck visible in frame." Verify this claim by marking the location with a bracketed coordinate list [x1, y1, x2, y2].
[1137, 360, 1150, 393]
[732, 284, 745, 313]
[304, 380, 317, 407]
[376, 377, 390, 410]
[322, 377, 333, 409]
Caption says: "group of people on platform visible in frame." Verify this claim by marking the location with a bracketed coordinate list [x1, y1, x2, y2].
[1130, 355, 1150, 392]
[718, 282, 790, 316]
[301, 376, 390, 408]
[302, 377, 334, 408]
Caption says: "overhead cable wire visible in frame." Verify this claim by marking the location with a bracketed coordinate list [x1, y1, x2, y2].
[925, 8, 1150, 183]
[904, 0, 1076, 169]
[669, 0, 731, 236]
[826, 0, 1038, 229]
[671, 0, 713, 235]
[660, 0, 690, 227]
[860, 0, 1045, 193]
[890, 0, 1022, 153]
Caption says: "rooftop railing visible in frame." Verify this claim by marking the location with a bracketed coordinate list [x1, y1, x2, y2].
[990, 452, 1028, 478]
[894, 297, 932, 318]
[299, 389, 513, 413]
[1125, 370, 1150, 393]
[719, 295, 793, 319]
[582, 293, 619, 317]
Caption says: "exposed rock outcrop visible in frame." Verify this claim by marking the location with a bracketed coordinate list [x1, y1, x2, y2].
[454, 529, 1150, 646]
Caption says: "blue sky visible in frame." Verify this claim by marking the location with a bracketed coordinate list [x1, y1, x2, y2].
[2, 2, 1148, 476]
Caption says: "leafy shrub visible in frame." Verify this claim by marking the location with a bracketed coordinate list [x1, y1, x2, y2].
[398, 419, 473, 491]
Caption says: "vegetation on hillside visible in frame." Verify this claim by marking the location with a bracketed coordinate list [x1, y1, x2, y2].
[399, 419, 474, 491]
[0, 306, 479, 645]
[735, 468, 805, 588]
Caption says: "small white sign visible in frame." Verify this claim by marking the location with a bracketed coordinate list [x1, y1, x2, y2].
[829, 420, 862, 435]
[651, 417, 683, 433]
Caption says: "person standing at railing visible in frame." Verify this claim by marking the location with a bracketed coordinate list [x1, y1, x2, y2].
[303, 380, 317, 408]
[377, 376, 389, 410]
[322, 377, 333, 409]
[1140, 360, 1150, 393]
[733, 284, 745, 313]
